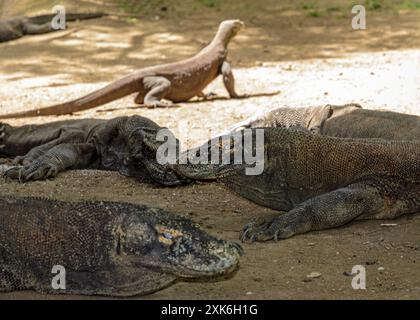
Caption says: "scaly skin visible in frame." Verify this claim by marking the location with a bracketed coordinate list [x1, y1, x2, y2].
[230, 104, 420, 140]
[0, 196, 242, 296]
[0, 116, 182, 184]
[152, 128, 420, 243]
[0, 20, 245, 118]
[0, 13, 107, 42]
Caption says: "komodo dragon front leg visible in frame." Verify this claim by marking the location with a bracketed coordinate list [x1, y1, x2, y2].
[4, 143, 98, 181]
[241, 183, 386, 242]
[221, 61, 247, 99]
[0, 123, 88, 165]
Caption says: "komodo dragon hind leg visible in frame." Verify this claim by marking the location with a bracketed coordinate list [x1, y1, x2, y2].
[4, 143, 97, 182]
[141, 76, 174, 108]
[241, 183, 385, 243]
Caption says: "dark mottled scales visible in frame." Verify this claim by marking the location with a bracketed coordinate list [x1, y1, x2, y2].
[168, 127, 420, 242]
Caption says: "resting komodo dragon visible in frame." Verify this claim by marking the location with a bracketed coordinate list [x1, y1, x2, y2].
[0, 12, 107, 43]
[0, 19, 246, 119]
[147, 128, 420, 242]
[0, 115, 182, 184]
[229, 103, 420, 140]
[0, 196, 242, 296]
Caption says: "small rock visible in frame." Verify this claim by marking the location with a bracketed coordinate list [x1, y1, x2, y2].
[283, 64, 293, 71]
[380, 223, 397, 227]
[377, 267, 385, 272]
[246, 291, 253, 295]
[306, 272, 322, 279]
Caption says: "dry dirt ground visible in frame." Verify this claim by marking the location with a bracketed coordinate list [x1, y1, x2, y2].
[0, 0, 419, 299]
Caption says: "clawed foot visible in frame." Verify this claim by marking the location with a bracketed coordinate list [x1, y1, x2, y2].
[198, 92, 218, 100]
[240, 216, 296, 243]
[144, 101, 174, 109]
[4, 161, 60, 182]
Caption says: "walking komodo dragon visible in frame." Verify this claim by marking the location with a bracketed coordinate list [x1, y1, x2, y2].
[0, 196, 242, 296]
[229, 103, 420, 140]
[0, 12, 107, 43]
[0, 115, 182, 184]
[146, 127, 420, 242]
[0, 19, 246, 119]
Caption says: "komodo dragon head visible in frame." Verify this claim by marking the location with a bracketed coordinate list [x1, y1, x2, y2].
[119, 204, 243, 279]
[125, 126, 190, 186]
[216, 19, 245, 45]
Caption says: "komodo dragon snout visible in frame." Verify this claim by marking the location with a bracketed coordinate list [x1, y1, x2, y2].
[219, 19, 245, 39]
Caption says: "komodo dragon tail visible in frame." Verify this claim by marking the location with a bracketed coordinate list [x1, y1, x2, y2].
[0, 76, 140, 119]
[27, 12, 108, 24]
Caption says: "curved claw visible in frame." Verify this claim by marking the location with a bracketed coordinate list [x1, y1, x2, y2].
[4, 166, 25, 183]
[240, 216, 293, 243]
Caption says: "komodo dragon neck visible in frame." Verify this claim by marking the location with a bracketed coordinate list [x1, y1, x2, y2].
[0, 20, 243, 119]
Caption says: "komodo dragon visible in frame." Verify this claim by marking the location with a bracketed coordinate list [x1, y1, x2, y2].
[0, 19, 246, 119]
[147, 128, 420, 242]
[0, 116, 182, 184]
[0, 196, 242, 296]
[0, 12, 107, 43]
[229, 103, 420, 140]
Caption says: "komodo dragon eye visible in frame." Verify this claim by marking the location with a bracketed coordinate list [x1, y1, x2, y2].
[155, 225, 183, 246]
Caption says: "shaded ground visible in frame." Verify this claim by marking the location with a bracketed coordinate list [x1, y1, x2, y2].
[0, 171, 419, 300]
[0, 0, 419, 299]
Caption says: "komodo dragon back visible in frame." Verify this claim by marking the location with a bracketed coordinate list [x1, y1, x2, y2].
[230, 103, 420, 140]
[0, 196, 242, 296]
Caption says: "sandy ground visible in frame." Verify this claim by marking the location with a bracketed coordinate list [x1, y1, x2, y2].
[0, 0, 419, 299]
